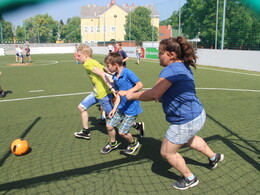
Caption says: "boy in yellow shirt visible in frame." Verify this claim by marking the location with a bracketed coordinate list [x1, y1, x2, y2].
[74, 44, 118, 139]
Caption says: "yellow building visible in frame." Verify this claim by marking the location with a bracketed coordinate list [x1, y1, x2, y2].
[80, 0, 159, 45]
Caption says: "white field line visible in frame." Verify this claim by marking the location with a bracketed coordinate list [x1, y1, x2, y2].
[136, 59, 260, 77]
[196, 88, 260, 92]
[29, 90, 45, 93]
[0, 88, 259, 103]
[198, 67, 260, 77]
[0, 92, 90, 103]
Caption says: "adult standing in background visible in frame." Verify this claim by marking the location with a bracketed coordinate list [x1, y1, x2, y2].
[74, 44, 79, 64]
[115, 42, 129, 67]
[108, 43, 114, 53]
[136, 44, 141, 65]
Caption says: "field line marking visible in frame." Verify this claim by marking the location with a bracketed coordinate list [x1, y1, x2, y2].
[196, 88, 260, 92]
[29, 90, 45, 93]
[0, 88, 259, 103]
[133, 59, 260, 77]
[0, 92, 90, 103]
[198, 67, 260, 77]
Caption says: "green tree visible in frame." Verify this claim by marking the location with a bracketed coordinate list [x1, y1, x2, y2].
[161, 0, 260, 50]
[124, 7, 158, 45]
[225, 1, 260, 50]
[16, 14, 58, 43]
[0, 14, 13, 43]
[60, 16, 80, 43]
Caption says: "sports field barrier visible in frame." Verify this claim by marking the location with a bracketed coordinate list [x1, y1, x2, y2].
[0, 43, 259, 72]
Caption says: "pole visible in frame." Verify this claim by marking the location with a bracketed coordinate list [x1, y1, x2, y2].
[221, 0, 226, 50]
[114, 15, 117, 41]
[24, 22, 26, 43]
[215, 0, 219, 49]
[37, 25, 40, 43]
[152, 15, 154, 47]
[129, 7, 131, 46]
[178, 0, 181, 36]
[0, 23, 3, 45]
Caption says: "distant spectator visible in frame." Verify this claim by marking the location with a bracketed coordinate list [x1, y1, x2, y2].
[115, 42, 129, 67]
[108, 44, 114, 53]
[25, 45, 32, 63]
[136, 44, 141, 65]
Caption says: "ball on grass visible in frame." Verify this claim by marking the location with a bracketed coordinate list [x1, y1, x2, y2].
[10, 138, 29, 156]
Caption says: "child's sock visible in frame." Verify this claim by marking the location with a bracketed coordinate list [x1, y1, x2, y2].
[186, 174, 195, 181]
[210, 154, 216, 161]
[82, 128, 90, 134]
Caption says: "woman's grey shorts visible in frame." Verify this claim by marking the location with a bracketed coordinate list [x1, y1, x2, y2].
[165, 109, 206, 145]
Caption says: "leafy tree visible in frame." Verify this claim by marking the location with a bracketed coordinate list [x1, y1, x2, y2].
[0, 14, 13, 43]
[225, 1, 260, 50]
[161, 0, 260, 50]
[124, 7, 158, 45]
[60, 16, 80, 43]
[16, 14, 58, 43]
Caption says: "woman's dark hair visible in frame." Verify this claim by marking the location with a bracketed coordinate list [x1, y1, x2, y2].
[160, 36, 197, 68]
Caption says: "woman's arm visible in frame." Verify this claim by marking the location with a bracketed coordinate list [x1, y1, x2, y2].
[118, 81, 143, 97]
[126, 78, 172, 101]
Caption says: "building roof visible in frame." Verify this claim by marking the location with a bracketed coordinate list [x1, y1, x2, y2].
[81, 3, 159, 18]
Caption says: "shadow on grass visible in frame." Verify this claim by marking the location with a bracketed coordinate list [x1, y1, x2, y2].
[0, 117, 41, 167]
[2, 90, 13, 98]
[1, 114, 259, 191]
[206, 114, 260, 172]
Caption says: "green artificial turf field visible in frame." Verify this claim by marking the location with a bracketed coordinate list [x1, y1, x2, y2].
[0, 53, 259, 194]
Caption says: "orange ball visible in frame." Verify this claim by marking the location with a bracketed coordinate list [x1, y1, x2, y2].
[10, 138, 29, 155]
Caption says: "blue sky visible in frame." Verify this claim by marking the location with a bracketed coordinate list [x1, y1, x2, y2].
[2, 0, 186, 26]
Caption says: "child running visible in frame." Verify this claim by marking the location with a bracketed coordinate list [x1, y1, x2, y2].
[74, 44, 116, 140]
[101, 52, 144, 155]
[126, 37, 224, 190]
[74, 44, 143, 140]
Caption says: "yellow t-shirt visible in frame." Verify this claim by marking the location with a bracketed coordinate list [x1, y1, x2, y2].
[83, 58, 110, 99]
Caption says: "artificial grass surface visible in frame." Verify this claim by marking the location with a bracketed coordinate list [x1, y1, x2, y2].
[0, 54, 259, 194]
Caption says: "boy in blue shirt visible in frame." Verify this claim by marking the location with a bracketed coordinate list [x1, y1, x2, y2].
[101, 52, 144, 155]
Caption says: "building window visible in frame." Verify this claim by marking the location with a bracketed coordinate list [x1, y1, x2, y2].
[96, 26, 100, 32]
[111, 26, 116, 32]
[103, 26, 107, 33]
[159, 33, 165, 36]
[90, 26, 94, 33]
[84, 26, 88, 33]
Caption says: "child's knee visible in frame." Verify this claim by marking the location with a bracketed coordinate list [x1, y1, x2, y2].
[77, 105, 85, 112]
[106, 125, 114, 131]
[118, 131, 127, 137]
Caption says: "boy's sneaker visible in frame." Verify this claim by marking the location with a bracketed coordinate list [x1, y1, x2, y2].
[0, 90, 4, 98]
[172, 176, 199, 190]
[124, 139, 140, 154]
[208, 153, 224, 169]
[134, 122, 145, 137]
[101, 141, 119, 154]
[74, 129, 91, 140]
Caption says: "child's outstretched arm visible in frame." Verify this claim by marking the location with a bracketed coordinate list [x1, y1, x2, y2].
[108, 93, 120, 118]
[118, 81, 143, 97]
[92, 66, 116, 93]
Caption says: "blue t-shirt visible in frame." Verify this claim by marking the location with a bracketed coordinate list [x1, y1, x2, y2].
[159, 62, 203, 124]
[113, 68, 143, 116]
[118, 50, 128, 67]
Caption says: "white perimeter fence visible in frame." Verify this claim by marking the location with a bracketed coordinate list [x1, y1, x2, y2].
[0, 44, 259, 72]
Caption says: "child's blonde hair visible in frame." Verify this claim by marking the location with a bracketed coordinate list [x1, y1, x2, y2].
[77, 44, 93, 57]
